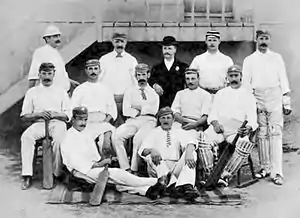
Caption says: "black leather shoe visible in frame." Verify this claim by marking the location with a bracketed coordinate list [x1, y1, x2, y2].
[183, 184, 199, 200]
[21, 176, 32, 190]
[145, 179, 167, 200]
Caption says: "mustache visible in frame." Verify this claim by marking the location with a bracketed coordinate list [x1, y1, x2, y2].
[90, 73, 97, 76]
[138, 79, 146, 83]
[79, 125, 86, 128]
[55, 40, 61, 44]
[43, 79, 51, 82]
[187, 83, 194, 86]
[230, 81, 238, 84]
[260, 43, 268, 47]
[116, 46, 124, 49]
[163, 52, 171, 56]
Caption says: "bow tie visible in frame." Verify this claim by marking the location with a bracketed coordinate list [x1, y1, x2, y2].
[116, 53, 123, 58]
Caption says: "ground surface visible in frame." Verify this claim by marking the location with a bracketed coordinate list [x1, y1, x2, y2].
[0, 115, 299, 218]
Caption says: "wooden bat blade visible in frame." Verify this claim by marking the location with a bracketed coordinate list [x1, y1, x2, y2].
[89, 166, 109, 206]
[204, 143, 235, 190]
[43, 120, 53, 189]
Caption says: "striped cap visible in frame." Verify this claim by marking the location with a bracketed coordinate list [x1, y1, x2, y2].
[85, 59, 100, 67]
[185, 68, 199, 74]
[206, 30, 221, 39]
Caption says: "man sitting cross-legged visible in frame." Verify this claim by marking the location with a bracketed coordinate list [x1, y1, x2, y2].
[202, 65, 258, 185]
[71, 59, 117, 157]
[113, 63, 159, 175]
[61, 106, 168, 200]
[171, 68, 211, 140]
[139, 107, 199, 200]
[20, 62, 71, 190]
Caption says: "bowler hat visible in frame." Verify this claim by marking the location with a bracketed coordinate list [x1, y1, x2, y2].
[161, 36, 178, 46]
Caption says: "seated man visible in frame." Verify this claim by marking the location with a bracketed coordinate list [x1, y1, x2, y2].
[202, 65, 258, 185]
[171, 68, 211, 140]
[20, 62, 71, 190]
[71, 59, 117, 157]
[113, 63, 159, 174]
[61, 106, 167, 200]
[139, 107, 199, 200]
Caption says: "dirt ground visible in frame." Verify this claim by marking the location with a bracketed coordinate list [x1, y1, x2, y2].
[0, 115, 300, 218]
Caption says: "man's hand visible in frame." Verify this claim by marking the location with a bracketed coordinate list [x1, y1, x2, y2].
[185, 144, 196, 169]
[238, 125, 252, 138]
[182, 121, 198, 131]
[38, 111, 52, 120]
[150, 149, 162, 166]
[211, 120, 224, 134]
[153, 83, 164, 96]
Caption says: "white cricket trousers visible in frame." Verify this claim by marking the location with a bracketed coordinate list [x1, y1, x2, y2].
[21, 120, 66, 176]
[75, 167, 157, 196]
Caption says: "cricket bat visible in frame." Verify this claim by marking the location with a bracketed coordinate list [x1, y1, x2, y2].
[43, 119, 53, 189]
[204, 120, 248, 190]
[89, 165, 109, 206]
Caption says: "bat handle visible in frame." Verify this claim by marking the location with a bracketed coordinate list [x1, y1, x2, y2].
[231, 120, 248, 145]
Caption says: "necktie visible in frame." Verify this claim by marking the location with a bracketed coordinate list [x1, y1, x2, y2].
[116, 53, 122, 58]
[166, 130, 171, 147]
[140, 88, 147, 100]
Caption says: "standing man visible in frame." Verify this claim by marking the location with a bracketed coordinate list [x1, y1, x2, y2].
[71, 59, 117, 157]
[243, 30, 292, 185]
[61, 106, 168, 200]
[113, 63, 159, 175]
[171, 68, 211, 140]
[190, 30, 233, 95]
[149, 36, 188, 108]
[99, 33, 138, 126]
[139, 107, 199, 200]
[28, 25, 79, 92]
[20, 63, 71, 190]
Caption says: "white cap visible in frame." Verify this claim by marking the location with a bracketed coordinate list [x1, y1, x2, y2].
[43, 25, 61, 38]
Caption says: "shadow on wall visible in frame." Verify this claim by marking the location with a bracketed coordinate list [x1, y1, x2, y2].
[67, 41, 255, 82]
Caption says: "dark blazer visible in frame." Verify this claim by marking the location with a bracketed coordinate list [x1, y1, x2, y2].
[149, 59, 188, 108]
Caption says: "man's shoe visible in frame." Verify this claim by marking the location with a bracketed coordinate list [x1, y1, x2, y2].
[145, 176, 167, 200]
[272, 174, 283, 186]
[182, 184, 199, 200]
[21, 176, 32, 190]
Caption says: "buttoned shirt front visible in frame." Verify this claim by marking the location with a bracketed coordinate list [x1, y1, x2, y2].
[28, 44, 70, 91]
[242, 49, 290, 95]
[20, 84, 71, 120]
[71, 82, 117, 120]
[123, 84, 159, 118]
[164, 58, 174, 71]
[190, 51, 233, 89]
[99, 50, 138, 95]
[208, 86, 258, 136]
[171, 87, 212, 119]
[61, 127, 101, 174]
[139, 126, 197, 161]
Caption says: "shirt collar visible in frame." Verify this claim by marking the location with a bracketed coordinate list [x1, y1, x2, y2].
[113, 50, 126, 58]
[255, 48, 271, 56]
[164, 58, 175, 65]
[206, 50, 220, 56]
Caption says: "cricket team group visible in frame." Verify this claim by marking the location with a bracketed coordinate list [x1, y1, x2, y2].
[19, 24, 292, 201]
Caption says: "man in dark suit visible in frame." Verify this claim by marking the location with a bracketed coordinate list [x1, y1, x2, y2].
[149, 36, 188, 108]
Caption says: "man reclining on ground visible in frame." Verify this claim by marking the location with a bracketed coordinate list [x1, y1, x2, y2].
[61, 106, 168, 200]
